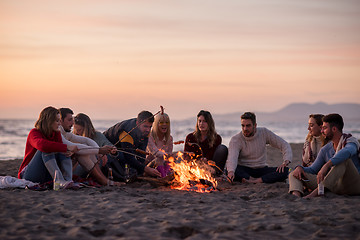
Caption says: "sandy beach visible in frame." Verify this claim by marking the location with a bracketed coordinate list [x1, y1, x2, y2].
[0, 143, 359, 240]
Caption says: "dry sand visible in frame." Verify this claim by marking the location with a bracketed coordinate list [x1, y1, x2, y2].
[0, 143, 359, 240]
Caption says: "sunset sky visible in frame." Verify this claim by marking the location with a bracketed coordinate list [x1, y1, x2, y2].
[1, 0, 359, 120]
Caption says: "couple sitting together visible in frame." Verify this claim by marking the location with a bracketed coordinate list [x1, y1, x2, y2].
[18, 106, 360, 198]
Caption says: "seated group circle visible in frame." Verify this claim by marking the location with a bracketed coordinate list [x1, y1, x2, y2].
[17, 106, 360, 197]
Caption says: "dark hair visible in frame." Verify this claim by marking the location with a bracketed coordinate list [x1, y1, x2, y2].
[137, 111, 154, 123]
[241, 112, 256, 125]
[322, 113, 344, 132]
[194, 110, 217, 148]
[59, 108, 74, 120]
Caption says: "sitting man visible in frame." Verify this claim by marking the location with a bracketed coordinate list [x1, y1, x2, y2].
[59, 108, 120, 186]
[289, 113, 360, 198]
[103, 110, 161, 179]
[226, 112, 292, 183]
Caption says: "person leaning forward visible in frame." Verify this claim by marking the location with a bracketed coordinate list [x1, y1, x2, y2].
[103, 111, 161, 179]
[59, 108, 121, 186]
[289, 113, 360, 198]
[226, 112, 292, 183]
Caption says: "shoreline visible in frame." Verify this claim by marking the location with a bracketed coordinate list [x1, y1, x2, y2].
[1, 143, 359, 239]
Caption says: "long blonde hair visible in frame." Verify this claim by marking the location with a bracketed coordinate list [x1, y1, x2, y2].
[150, 113, 171, 143]
[35, 106, 59, 138]
[74, 113, 96, 139]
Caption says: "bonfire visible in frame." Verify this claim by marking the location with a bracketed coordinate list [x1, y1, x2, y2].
[165, 151, 218, 193]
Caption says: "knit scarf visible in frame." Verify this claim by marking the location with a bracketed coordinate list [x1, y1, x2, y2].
[302, 136, 322, 167]
[336, 133, 360, 156]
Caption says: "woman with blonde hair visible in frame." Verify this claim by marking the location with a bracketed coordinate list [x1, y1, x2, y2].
[146, 113, 173, 177]
[302, 114, 328, 167]
[184, 110, 228, 174]
[18, 106, 78, 186]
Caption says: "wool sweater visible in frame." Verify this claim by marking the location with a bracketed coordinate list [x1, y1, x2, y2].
[146, 134, 173, 159]
[302, 136, 323, 167]
[303, 134, 360, 174]
[93, 131, 113, 147]
[226, 127, 292, 172]
[18, 129, 67, 178]
[59, 126, 99, 155]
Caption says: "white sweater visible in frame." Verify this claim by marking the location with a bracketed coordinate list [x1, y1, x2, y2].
[226, 127, 292, 172]
[59, 126, 99, 155]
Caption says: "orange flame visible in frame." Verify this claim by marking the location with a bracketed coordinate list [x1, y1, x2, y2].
[166, 152, 217, 193]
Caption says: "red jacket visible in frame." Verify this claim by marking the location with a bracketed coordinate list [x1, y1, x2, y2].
[18, 128, 67, 178]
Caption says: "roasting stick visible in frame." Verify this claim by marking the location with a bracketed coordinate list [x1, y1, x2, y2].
[113, 106, 164, 147]
[172, 140, 233, 184]
[174, 140, 204, 157]
[207, 161, 233, 184]
[81, 147, 149, 179]
[82, 105, 164, 179]
[173, 140, 184, 145]
[135, 149, 150, 155]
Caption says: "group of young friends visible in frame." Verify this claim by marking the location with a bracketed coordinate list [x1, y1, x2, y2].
[17, 106, 360, 198]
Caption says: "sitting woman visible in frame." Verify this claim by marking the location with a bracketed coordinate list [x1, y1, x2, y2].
[73, 113, 123, 185]
[146, 112, 173, 177]
[18, 106, 78, 187]
[302, 114, 328, 167]
[184, 110, 228, 174]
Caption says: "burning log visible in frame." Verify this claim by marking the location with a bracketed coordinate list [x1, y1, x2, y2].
[167, 151, 218, 192]
[138, 151, 220, 193]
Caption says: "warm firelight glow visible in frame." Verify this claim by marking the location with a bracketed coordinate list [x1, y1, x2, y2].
[167, 152, 217, 193]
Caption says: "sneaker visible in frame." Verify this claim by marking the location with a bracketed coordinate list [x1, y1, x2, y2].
[60, 181, 81, 190]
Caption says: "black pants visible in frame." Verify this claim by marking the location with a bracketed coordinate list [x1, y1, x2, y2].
[213, 144, 228, 172]
[234, 165, 289, 183]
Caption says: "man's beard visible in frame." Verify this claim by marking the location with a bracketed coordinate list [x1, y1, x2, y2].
[324, 132, 334, 141]
[142, 132, 150, 138]
[243, 130, 255, 137]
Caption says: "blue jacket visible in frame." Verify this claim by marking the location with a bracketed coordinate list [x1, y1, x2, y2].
[104, 118, 148, 174]
[303, 141, 360, 174]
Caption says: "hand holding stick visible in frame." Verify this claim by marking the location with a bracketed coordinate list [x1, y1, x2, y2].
[207, 160, 233, 184]
[113, 106, 165, 147]
[135, 149, 150, 155]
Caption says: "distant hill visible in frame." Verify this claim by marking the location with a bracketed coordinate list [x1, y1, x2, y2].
[213, 102, 360, 123]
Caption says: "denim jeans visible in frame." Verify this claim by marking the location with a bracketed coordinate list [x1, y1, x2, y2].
[23, 150, 71, 184]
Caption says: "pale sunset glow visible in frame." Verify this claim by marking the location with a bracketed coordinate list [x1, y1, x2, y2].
[1, 0, 359, 120]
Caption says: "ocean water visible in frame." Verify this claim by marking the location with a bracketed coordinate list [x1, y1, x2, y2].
[1, 119, 359, 161]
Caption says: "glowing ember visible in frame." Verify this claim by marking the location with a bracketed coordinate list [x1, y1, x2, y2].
[166, 151, 217, 193]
